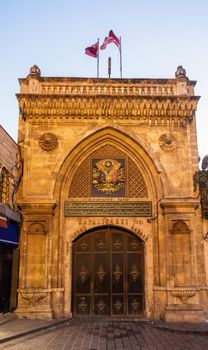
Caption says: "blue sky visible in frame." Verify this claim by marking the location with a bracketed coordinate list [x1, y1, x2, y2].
[0, 0, 208, 159]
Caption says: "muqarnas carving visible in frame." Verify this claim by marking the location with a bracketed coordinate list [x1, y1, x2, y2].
[159, 133, 176, 151]
[39, 132, 58, 151]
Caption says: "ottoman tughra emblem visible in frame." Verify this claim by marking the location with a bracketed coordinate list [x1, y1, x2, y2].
[92, 159, 125, 194]
[39, 132, 58, 151]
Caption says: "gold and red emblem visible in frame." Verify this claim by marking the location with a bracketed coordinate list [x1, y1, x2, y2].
[92, 159, 125, 195]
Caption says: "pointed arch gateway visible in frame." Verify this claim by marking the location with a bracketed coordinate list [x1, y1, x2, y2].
[54, 127, 164, 318]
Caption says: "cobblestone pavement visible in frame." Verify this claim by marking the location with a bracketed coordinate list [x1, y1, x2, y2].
[0, 320, 207, 350]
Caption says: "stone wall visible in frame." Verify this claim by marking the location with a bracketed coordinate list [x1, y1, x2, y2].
[0, 126, 18, 171]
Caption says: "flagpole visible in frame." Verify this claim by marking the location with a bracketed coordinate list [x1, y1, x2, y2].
[108, 57, 111, 78]
[119, 36, 122, 78]
[97, 38, 99, 78]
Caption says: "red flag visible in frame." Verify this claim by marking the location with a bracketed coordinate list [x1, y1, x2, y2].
[100, 30, 120, 50]
[85, 41, 99, 58]
[0, 216, 8, 229]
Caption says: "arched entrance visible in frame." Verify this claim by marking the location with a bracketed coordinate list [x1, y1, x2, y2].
[72, 226, 144, 316]
[55, 127, 163, 319]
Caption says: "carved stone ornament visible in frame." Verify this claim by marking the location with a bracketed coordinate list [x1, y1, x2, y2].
[21, 291, 46, 306]
[39, 132, 58, 151]
[28, 222, 46, 235]
[175, 65, 186, 78]
[159, 133, 177, 151]
[29, 64, 41, 77]
[17, 95, 199, 121]
[170, 289, 197, 304]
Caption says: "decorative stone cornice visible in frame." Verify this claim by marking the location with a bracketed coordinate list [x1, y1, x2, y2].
[17, 201, 57, 214]
[16, 94, 199, 122]
[160, 198, 199, 214]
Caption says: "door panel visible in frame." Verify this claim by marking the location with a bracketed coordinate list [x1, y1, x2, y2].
[112, 295, 124, 315]
[94, 295, 109, 315]
[73, 234, 92, 316]
[112, 253, 124, 293]
[128, 295, 143, 315]
[76, 254, 91, 294]
[111, 232, 124, 252]
[75, 295, 91, 315]
[73, 228, 144, 316]
[94, 253, 109, 293]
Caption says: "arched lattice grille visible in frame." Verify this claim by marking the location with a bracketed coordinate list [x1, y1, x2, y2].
[69, 157, 90, 198]
[69, 144, 148, 198]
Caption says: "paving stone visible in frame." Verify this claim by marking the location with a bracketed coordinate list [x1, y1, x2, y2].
[0, 320, 208, 350]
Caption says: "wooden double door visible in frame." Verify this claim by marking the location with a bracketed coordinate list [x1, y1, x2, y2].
[73, 227, 144, 316]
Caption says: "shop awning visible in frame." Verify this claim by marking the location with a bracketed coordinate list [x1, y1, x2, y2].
[0, 221, 19, 246]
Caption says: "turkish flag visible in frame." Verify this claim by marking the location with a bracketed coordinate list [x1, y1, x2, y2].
[85, 41, 99, 58]
[100, 30, 120, 50]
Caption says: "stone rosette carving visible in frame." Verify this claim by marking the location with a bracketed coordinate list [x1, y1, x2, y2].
[159, 133, 177, 151]
[21, 291, 47, 306]
[170, 289, 197, 304]
[39, 132, 58, 151]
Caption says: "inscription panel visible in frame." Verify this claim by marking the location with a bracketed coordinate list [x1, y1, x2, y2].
[65, 201, 152, 217]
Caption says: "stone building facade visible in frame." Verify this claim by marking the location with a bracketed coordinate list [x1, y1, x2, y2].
[0, 125, 20, 312]
[16, 65, 208, 321]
